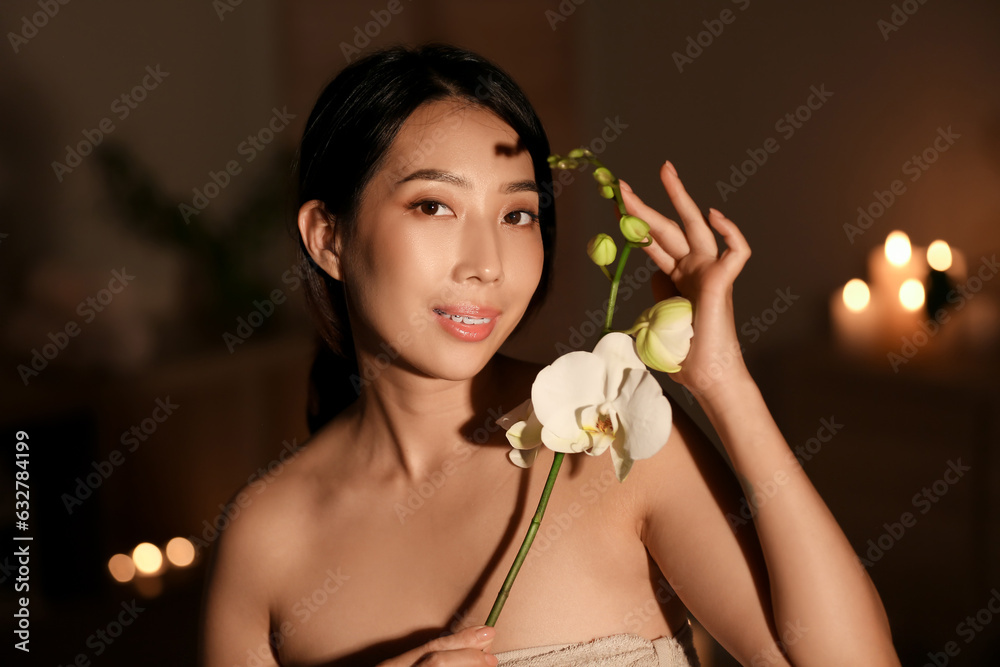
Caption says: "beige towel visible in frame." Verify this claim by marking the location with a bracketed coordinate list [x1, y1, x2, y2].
[494, 622, 700, 667]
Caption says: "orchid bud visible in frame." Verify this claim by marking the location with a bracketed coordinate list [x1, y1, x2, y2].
[599, 185, 614, 199]
[592, 167, 614, 186]
[630, 297, 694, 373]
[587, 233, 617, 267]
[556, 159, 579, 170]
[547, 154, 559, 166]
[619, 215, 650, 243]
[568, 148, 586, 159]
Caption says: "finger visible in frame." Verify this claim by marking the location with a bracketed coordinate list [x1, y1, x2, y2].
[659, 161, 717, 256]
[413, 648, 498, 666]
[618, 178, 690, 259]
[632, 220, 678, 274]
[393, 626, 495, 666]
[708, 208, 751, 276]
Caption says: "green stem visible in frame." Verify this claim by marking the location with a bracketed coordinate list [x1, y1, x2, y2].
[485, 452, 565, 627]
[603, 244, 632, 335]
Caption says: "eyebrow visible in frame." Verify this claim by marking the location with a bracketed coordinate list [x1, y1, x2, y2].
[395, 168, 539, 195]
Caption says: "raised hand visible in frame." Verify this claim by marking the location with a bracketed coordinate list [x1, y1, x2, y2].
[619, 161, 752, 398]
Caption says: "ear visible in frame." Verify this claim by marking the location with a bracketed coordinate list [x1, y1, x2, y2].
[297, 200, 344, 281]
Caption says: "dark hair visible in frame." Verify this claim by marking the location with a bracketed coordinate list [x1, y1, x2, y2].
[293, 44, 556, 433]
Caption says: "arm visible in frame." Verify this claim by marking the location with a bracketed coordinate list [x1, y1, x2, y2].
[622, 162, 899, 666]
[199, 491, 280, 667]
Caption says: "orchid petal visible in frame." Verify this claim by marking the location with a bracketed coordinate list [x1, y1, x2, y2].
[614, 369, 673, 461]
[505, 409, 543, 451]
[592, 332, 646, 397]
[531, 352, 606, 440]
[508, 446, 540, 469]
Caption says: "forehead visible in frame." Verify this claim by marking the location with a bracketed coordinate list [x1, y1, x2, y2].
[381, 99, 533, 180]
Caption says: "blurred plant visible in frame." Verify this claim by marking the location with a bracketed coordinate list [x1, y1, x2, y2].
[93, 142, 295, 335]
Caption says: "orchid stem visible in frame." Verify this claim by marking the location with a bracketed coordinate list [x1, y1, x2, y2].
[485, 451, 565, 627]
[603, 244, 632, 336]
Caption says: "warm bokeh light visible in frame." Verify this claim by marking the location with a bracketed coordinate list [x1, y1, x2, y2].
[166, 537, 196, 567]
[927, 240, 953, 271]
[108, 553, 136, 583]
[885, 231, 912, 267]
[842, 279, 871, 312]
[899, 279, 926, 311]
[132, 542, 163, 575]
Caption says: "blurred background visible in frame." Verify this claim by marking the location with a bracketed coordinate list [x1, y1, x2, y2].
[1, 0, 999, 664]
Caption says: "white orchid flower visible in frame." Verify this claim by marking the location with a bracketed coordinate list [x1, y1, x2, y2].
[496, 333, 673, 481]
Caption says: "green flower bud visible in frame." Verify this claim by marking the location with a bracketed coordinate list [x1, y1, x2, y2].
[599, 185, 615, 199]
[556, 159, 579, 170]
[547, 154, 559, 166]
[630, 297, 693, 373]
[592, 167, 614, 186]
[619, 215, 650, 243]
[587, 233, 617, 266]
[568, 148, 586, 159]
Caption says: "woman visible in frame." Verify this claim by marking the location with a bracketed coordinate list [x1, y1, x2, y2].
[200, 44, 901, 667]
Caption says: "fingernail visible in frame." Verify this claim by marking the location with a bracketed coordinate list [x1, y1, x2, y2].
[619, 179, 633, 193]
[476, 626, 496, 641]
[484, 653, 499, 666]
[664, 160, 678, 177]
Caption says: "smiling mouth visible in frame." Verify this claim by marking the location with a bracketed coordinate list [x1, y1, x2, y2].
[433, 309, 493, 325]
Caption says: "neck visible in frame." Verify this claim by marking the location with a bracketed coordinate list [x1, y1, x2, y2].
[351, 353, 512, 481]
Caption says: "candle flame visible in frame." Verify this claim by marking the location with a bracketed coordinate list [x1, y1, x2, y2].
[885, 231, 912, 267]
[899, 279, 925, 312]
[927, 240, 953, 271]
[843, 279, 870, 312]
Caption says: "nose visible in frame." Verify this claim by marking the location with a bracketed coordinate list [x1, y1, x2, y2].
[454, 216, 504, 285]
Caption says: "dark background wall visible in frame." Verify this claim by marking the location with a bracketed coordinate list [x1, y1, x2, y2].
[1, 0, 998, 665]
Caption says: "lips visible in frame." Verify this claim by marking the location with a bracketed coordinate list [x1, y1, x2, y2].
[432, 303, 501, 341]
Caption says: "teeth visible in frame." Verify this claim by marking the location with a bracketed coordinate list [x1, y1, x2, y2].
[435, 309, 492, 325]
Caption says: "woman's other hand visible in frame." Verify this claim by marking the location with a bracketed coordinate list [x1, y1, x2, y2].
[377, 626, 498, 667]
[619, 161, 752, 399]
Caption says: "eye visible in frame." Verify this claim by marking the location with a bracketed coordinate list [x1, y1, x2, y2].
[504, 210, 539, 226]
[411, 200, 452, 217]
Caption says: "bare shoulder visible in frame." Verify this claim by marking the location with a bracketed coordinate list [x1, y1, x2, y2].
[203, 420, 351, 602]
[200, 420, 354, 665]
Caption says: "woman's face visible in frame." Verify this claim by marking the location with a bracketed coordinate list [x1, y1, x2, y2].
[340, 99, 545, 382]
